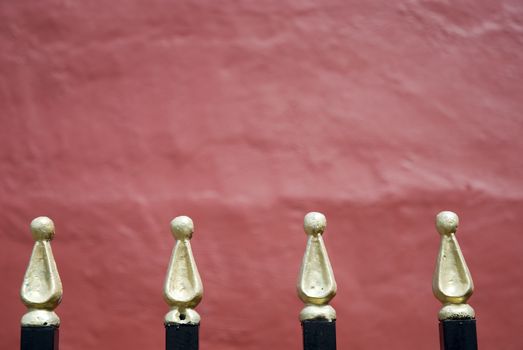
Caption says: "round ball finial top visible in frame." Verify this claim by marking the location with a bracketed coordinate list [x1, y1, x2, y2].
[170, 216, 194, 240]
[304, 212, 327, 236]
[436, 211, 459, 236]
[30, 216, 55, 241]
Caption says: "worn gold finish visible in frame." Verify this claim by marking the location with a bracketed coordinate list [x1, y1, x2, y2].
[297, 212, 337, 321]
[20, 217, 63, 327]
[433, 211, 475, 320]
[164, 216, 203, 325]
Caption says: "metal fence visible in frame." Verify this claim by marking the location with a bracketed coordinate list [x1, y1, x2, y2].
[19, 211, 477, 350]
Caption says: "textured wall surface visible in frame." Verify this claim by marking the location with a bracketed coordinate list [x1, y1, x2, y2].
[1, 1, 523, 349]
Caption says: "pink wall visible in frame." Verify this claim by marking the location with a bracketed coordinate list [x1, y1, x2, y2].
[1, 1, 522, 349]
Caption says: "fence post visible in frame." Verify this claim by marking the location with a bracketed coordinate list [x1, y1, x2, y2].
[164, 216, 203, 350]
[433, 211, 478, 350]
[20, 217, 62, 350]
[298, 212, 337, 350]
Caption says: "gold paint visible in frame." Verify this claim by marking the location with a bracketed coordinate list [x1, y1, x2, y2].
[297, 212, 337, 321]
[20, 217, 63, 327]
[433, 211, 475, 320]
[164, 216, 203, 325]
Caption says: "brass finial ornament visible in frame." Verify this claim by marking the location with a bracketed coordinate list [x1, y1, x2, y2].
[164, 216, 203, 325]
[433, 211, 475, 320]
[297, 212, 337, 321]
[20, 217, 63, 327]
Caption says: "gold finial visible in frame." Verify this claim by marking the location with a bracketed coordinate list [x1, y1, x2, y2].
[433, 211, 475, 320]
[297, 212, 337, 321]
[163, 216, 203, 325]
[20, 217, 63, 327]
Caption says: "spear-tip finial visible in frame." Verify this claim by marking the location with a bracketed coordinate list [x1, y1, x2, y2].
[20, 216, 63, 327]
[297, 212, 337, 321]
[164, 216, 203, 325]
[433, 211, 475, 320]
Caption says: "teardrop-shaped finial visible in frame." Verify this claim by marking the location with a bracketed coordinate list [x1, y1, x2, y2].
[297, 212, 337, 321]
[20, 217, 63, 326]
[433, 211, 475, 320]
[163, 216, 203, 325]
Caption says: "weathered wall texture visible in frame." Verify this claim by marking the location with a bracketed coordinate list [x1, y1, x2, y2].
[1, 1, 522, 349]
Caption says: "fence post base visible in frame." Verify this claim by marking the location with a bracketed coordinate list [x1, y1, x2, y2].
[302, 319, 336, 350]
[21, 326, 59, 350]
[165, 324, 199, 350]
[439, 319, 478, 350]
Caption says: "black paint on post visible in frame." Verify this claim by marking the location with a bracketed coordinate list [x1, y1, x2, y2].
[439, 319, 478, 350]
[302, 319, 336, 350]
[21, 326, 59, 350]
[166, 324, 199, 350]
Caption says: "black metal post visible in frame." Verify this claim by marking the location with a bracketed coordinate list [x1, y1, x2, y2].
[439, 319, 478, 350]
[302, 319, 336, 350]
[166, 324, 199, 350]
[21, 326, 59, 350]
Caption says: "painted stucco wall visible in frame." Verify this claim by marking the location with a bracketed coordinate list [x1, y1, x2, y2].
[1, 1, 522, 349]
